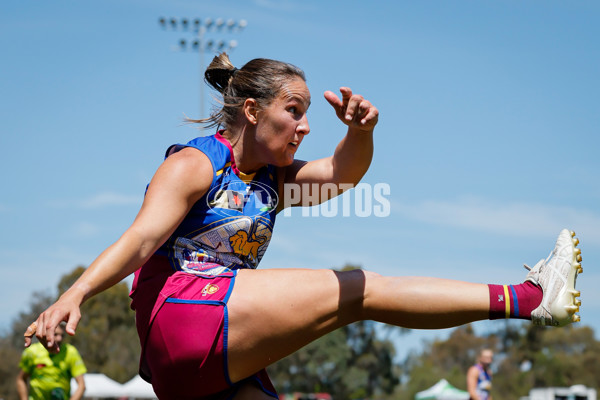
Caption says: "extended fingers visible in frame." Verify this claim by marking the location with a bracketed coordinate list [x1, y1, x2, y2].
[325, 87, 378, 128]
[325, 88, 358, 118]
[358, 101, 379, 125]
[24, 322, 37, 337]
[348, 97, 379, 127]
[33, 314, 54, 348]
[324, 90, 343, 109]
[339, 86, 353, 103]
[25, 295, 83, 350]
[65, 310, 81, 336]
[344, 94, 363, 121]
[339, 88, 373, 124]
[24, 317, 53, 349]
[23, 322, 37, 347]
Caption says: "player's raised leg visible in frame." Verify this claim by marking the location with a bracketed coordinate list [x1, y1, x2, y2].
[225, 229, 582, 383]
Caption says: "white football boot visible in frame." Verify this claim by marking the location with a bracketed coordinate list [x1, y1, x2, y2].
[525, 229, 582, 327]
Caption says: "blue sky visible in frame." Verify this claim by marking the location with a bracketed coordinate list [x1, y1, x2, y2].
[1, 0, 599, 361]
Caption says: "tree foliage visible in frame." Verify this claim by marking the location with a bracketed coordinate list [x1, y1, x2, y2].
[0, 335, 27, 400]
[268, 320, 400, 399]
[0, 291, 54, 400]
[396, 321, 600, 399]
[0, 266, 139, 400]
[56, 266, 140, 383]
[493, 323, 600, 398]
[395, 324, 497, 399]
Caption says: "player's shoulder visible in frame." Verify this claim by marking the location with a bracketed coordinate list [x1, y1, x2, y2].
[61, 343, 83, 361]
[22, 342, 46, 359]
[63, 343, 79, 354]
[467, 364, 479, 374]
[27, 342, 45, 353]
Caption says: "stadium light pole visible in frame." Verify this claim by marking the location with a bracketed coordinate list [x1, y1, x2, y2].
[158, 17, 247, 120]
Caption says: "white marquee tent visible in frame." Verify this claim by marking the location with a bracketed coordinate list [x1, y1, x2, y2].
[122, 375, 158, 399]
[71, 373, 157, 400]
[415, 379, 470, 400]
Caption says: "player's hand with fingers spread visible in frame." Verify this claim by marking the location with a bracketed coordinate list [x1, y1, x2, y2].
[324, 87, 379, 133]
[23, 288, 83, 352]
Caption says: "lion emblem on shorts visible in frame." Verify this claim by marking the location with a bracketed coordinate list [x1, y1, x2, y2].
[201, 283, 219, 296]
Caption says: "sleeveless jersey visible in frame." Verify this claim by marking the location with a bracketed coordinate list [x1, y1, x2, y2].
[475, 363, 492, 400]
[155, 132, 278, 275]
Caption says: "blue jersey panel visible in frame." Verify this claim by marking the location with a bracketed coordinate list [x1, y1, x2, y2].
[155, 133, 278, 275]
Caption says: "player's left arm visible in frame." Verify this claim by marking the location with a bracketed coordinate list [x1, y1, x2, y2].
[16, 370, 29, 400]
[70, 374, 85, 400]
[279, 87, 377, 209]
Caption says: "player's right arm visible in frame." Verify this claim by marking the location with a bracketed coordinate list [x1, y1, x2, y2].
[466, 366, 480, 400]
[25, 148, 213, 350]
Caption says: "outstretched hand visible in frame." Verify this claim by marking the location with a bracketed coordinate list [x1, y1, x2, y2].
[324, 87, 379, 132]
[23, 291, 82, 352]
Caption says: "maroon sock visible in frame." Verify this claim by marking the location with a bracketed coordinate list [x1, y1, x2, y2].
[488, 281, 543, 320]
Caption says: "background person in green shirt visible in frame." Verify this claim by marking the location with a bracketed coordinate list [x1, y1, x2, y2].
[16, 324, 86, 400]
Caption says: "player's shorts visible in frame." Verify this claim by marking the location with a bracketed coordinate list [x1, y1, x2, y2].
[134, 259, 278, 399]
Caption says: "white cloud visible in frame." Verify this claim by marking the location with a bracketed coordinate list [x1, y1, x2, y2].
[392, 197, 600, 245]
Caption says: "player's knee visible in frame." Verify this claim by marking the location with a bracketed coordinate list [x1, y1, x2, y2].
[332, 268, 382, 322]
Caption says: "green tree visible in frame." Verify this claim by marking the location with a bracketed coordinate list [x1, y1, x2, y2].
[0, 336, 22, 400]
[397, 321, 600, 399]
[56, 266, 140, 383]
[0, 265, 139, 400]
[268, 321, 400, 399]
[396, 324, 497, 399]
[268, 327, 351, 395]
[494, 323, 600, 398]
[484, 321, 535, 399]
[0, 291, 54, 400]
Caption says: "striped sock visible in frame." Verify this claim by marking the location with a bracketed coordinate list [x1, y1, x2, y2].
[488, 281, 543, 320]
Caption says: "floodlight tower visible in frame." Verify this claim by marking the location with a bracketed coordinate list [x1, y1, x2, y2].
[158, 17, 247, 120]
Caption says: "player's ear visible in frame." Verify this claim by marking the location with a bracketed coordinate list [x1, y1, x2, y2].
[243, 98, 258, 125]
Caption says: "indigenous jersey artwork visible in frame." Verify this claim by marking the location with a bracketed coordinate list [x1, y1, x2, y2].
[155, 132, 278, 276]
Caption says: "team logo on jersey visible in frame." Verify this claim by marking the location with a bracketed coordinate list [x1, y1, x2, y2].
[210, 189, 245, 212]
[207, 181, 278, 217]
[201, 283, 220, 296]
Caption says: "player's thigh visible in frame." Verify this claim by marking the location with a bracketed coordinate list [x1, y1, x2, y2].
[226, 268, 369, 382]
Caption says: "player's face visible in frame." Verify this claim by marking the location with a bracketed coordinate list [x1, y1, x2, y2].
[479, 350, 493, 367]
[54, 326, 64, 345]
[254, 77, 311, 167]
[47, 326, 65, 353]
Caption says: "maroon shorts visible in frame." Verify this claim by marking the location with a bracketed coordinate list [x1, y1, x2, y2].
[133, 260, 278, 400]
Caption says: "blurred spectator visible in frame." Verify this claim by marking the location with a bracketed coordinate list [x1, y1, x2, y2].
[467, 348, 493, 400]
[17, 324, 86, 400]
